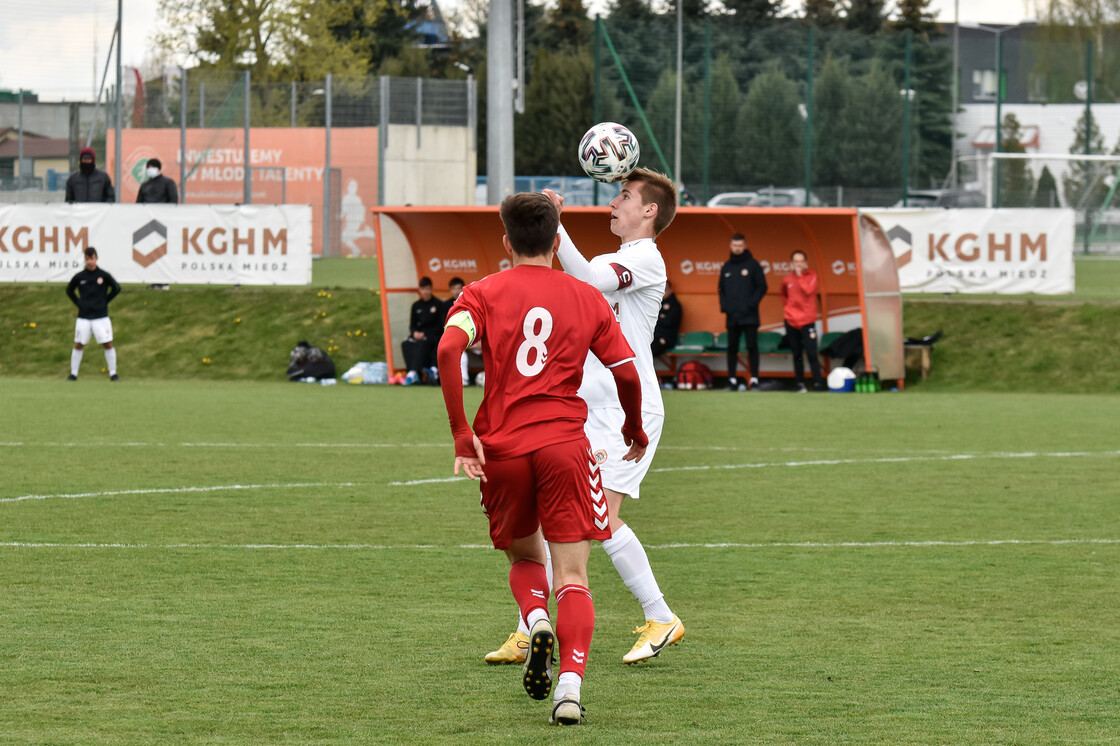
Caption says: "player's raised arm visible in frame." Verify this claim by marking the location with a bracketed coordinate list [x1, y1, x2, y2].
[555, 224, 632, 293]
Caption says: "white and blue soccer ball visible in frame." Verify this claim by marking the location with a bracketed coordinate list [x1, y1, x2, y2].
[578, 122, 640, 183]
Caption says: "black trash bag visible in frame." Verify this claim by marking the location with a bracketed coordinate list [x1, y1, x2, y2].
[821, 328, 864, 370]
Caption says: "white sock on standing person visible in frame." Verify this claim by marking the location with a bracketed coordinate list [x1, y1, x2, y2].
[104, 348, 117, 376]
[71, 349, 83, 377]
[601, 524, 674, 623]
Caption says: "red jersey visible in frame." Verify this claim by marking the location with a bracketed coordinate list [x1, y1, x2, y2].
[781, 270, 820, 327]
[448, 264, 636, 460]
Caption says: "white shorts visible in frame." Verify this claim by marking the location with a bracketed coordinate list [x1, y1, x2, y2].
[584, 408, 664, 499]
[75, 317, 113, 345]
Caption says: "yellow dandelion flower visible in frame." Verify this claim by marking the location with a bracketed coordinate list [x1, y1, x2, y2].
[29, 322, 36, 328]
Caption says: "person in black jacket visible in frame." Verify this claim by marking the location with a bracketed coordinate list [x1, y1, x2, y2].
[65, 147, 115, 203]
[400, 276, 444, 385]
[66, 247, 121, 381]
[717, 233, 767, 391]
[651, 280, 682, 357]
[136, 157, 179, 204]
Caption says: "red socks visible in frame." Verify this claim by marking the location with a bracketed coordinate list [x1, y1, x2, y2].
[555, 584, 595, 678]
[509, 560, 549, 620]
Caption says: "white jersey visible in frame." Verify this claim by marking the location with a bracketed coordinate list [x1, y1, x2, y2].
[557, 224, 666, 417]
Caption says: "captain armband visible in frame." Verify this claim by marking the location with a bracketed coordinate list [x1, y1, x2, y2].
[445, 310, 477, 346]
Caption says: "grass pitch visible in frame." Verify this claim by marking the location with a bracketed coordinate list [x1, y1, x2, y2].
[2, 379, 1119, 744]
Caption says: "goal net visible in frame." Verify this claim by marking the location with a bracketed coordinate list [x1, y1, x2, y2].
[989, 152, 1120, 254]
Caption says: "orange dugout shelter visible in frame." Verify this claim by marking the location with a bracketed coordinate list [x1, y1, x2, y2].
[371, 206, 904, 384]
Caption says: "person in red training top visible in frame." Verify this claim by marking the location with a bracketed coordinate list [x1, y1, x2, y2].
[437, 192, 648, 726]
[780, 250, 824, 393]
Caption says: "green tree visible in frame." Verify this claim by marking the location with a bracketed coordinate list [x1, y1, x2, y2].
[802, 0, 841, 26]
[706, 54, 743, 191]
[1035, 165, 1060, 207]
[839, 60, 901, 188]
[812, 55, 852, 186]
[723, 0, 781, 26]
[514, 46, 596, 175]
[323, 0, 431, 75]
[537, 0, 593, 51]
[737, 64, 802, 185]
[998, 113, 1035, 206]
[1064, 109, 1109, 207]
[845, 0, 888, 34]
[892, 0, 938, 34]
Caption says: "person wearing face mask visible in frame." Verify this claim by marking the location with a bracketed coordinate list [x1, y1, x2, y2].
[136, 157, 179, 204]
[65, 147, 115, 203]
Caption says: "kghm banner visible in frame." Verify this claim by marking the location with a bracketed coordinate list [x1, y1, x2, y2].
[0, 204, 312, 286]
[864, 209, 1075, 295]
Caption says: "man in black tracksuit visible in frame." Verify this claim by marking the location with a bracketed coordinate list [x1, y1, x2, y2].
[136, 157, 179, 204]
[65, 147, 115, 203]
[400, 276, 444, 385]
[717, 233, 767, 391]
[66, 247, 122, 381]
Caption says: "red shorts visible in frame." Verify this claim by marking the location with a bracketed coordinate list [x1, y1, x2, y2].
[479, 437, 611, 550]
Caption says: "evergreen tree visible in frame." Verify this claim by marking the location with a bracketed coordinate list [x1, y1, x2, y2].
[736, 64, 802, 186]
[811, 55, 851, 187]
[1034, 165, 1060, 207]
[605, 0, 655, 22]
[892, 0, 938, 35]
[998, 113, 1035, 206]
[723, 0, 781, 26]
[845, 0, 888, 34]
[838, 60, 901, 189]
[802, 0, 841, 26]
[707, 54, 743, 191]
[1064, 109, 1109, 208]
[537, 0, 593, 51]
[514, 46, 596, 175]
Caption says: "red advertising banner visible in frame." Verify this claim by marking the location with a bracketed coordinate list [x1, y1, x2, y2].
[107, 128, 379, 257]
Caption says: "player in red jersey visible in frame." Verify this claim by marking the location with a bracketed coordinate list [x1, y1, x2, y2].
[437, 192, 648, 725]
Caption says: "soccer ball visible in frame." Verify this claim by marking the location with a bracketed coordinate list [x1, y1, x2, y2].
[578, 122, 640, 183]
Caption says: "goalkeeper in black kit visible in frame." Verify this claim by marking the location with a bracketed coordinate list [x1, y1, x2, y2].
[66, 247, 121, 381]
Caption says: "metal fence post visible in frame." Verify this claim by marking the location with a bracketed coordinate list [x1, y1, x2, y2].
[1084, 40, 1093, 255]
[243, 70, 251, 204]
[804, 26, 815, 207]
[324, 74, 333, 255]
[180, 67, 187, 203]
[902, 30, 912, 207]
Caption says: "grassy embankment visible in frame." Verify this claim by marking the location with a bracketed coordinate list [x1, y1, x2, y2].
[2, 256, 1118, 392]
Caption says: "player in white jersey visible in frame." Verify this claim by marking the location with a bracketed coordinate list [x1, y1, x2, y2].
[485, 168, 686, 665]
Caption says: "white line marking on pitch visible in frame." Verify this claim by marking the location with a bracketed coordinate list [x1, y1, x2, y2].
[0, 442, 445, 448]
[390, 449, 1120, 486]
[0, 538, 1116, 551]
[0, 482, 357, 504]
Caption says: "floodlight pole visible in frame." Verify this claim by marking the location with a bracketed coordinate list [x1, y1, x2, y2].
[114, 0, 122, 202]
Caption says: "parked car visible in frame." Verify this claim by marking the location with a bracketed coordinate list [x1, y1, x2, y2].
[707, 188, 824, 208]
[707, 191, 759, 207]
[892, 189, 985, 208]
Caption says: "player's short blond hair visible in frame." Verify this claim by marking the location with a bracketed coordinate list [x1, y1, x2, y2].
[624, 167, 678, 237]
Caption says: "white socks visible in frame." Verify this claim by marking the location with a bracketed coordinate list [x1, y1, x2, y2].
[601, 524, 674, 623]
[70, 349, 83, 376]
[555, 672, 582, 702]
[104, 348, 117, 376]
[526, 607, 549, 630]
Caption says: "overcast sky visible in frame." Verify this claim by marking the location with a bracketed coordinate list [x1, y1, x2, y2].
[2, 0, 1039, 103]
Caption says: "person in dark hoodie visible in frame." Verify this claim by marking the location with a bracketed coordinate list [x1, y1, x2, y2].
[136, 157, 179, 204]
[65, 147, 115, 203]
[717, 233, 767, 391]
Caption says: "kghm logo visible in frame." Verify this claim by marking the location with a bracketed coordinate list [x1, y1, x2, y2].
[429, 257, 478, 273]
[429, 257, 442, 272]
[680, 260, 694, 275]
[886, 225, 913, 268]
[132, 219, 168, 268]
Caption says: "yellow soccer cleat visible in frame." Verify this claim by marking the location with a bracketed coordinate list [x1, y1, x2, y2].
[484, 631, 529, 665]
[623, 616, 685, 664]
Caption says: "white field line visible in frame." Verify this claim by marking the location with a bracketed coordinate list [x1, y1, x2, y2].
[0, 482, 357, 504]
[389, 448, 1120, 486]
[0, 441, 446, 448]
[0, 538, 1117, 551]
